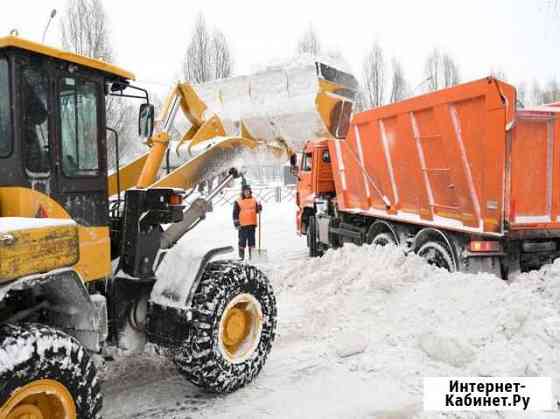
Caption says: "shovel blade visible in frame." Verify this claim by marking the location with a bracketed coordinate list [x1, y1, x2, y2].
[252, 249, 269, 263]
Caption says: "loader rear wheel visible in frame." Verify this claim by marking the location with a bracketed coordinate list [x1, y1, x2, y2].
[174, 260, 277, 393]
[417, 240, 457, 272]
[307, 215, 320, 257]
[0, 324, 102, 419]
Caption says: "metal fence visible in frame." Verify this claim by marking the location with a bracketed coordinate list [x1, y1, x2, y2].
[213, 185, 296, 207]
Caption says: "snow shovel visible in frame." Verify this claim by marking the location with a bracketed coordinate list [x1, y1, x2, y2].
[253, 213, 268, 263]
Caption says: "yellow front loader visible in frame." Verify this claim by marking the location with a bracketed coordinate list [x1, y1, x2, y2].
[0, 35, 357, 418]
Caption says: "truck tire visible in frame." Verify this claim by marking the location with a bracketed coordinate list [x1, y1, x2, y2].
[307, 215, 320, 257]
[371, 232, 397, 247]
[0, 323, 102, 419]
[417, 240, 457, 272]
[174, 260, 277, 393]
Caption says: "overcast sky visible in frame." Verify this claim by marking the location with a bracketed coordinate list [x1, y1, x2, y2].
[1, 0, 559, 97]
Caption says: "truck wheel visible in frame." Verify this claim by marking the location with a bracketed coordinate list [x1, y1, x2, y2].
[417, 240, 457, 272]
[174, 260, 277, 393]
[307, 215, 320, 257]
[0, 324, 102, 419]
[371, 232, 397, 247]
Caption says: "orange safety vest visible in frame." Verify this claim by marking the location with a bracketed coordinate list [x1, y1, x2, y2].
[237, 197, 258, 226]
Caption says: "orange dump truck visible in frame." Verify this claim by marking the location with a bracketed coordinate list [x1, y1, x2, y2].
[296, 77, 560, 278]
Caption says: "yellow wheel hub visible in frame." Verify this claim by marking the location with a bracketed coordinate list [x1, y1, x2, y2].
[2, 379, 76, 419]
[218, 293, 263, 363]
[223, 307, 250, 347]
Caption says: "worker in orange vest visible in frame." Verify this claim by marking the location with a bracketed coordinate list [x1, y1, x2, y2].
[233, 184, 262, 260]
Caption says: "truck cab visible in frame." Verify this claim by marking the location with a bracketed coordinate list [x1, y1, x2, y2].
[296, 138, 335, 235]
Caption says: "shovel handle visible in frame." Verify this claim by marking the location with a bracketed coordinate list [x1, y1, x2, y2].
[258, 212, 261, 251]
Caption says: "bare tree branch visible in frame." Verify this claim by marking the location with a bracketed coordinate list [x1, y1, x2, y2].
[490, 68, 508, 81]
[424, 48, 460, 91]
[60, 0, 136, 170]
[183, 13, 234, 83]
[212, 29, 233, 80]
[530, 79, 560, 105]
[389, 58, 408, 103]
[297, 24, 321, 55]
[362, 42, 386, 108]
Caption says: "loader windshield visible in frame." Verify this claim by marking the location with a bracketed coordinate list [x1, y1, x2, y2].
[0, 58, 11, 157]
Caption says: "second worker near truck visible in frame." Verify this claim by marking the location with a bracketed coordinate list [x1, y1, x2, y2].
[233, 184, 262, 260]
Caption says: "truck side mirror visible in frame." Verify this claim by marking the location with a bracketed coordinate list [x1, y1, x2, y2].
[289, 153, 298, 177]
[138, 103, 155, 138]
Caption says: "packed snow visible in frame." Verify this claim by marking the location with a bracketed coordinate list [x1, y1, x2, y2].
[0, 217, 75, 233]
[189, 56, 350, 151]
[100, 201, 560, 418]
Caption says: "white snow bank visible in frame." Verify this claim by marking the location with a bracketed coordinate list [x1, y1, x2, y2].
[0, 217, 75, 233]
[272, 244, 560, 413]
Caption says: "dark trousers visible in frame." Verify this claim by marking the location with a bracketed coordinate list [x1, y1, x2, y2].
[238, 226, 256, 259]
[238, 225, 256, 249]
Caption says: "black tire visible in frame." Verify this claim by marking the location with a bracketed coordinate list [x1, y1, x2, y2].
[371, 232, 397, 247]
[0, 323, 102, 419]
[307, 215, 320, 257]
[417, 240, 457, 272]
[174, 260, 277, 393]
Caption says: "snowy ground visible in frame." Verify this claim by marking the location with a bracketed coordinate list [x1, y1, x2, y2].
[100, 201, 560, 419]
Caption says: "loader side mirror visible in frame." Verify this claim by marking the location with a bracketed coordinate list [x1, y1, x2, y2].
[138, 103, 155, 138]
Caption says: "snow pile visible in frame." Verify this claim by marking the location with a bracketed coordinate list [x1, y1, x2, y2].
[271, 244, 560, 415]
[102, 203, 560, 418]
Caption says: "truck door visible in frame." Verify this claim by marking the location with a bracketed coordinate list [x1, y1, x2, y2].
[314, 147, 335, 194]
[19, 55, 53, 196]
[53, 75, 108, 227]
[298, 150, 314, 204]
[52, 74, 112, 282]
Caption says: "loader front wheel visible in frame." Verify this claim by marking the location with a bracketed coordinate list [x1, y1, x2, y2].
[174, 260, 277, 393]
[0, 324, 102, 419]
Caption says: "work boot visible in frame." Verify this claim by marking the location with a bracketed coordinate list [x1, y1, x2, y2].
[239, 247, 245, 261]
[248, 247, 254, 260]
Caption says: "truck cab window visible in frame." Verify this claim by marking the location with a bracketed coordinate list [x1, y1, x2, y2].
[302, 152, 312, 171]
[59, 77, 99, 176]
[0, 58, 10, 157]
[22, 64, 49, 174]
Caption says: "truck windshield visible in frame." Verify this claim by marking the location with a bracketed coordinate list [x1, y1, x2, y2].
[302, 152, 312, 171]
[0, 58, 11, 157]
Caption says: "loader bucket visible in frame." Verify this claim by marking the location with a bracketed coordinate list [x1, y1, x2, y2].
[190, 62, 359, 150]
[152, 136, 252, 190]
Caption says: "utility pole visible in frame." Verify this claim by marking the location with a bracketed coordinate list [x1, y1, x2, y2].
[41, 9, 57, 43]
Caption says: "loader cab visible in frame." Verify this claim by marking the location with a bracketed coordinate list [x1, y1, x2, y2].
[296, 138, 335, 233]
[0, 36, 135, 282]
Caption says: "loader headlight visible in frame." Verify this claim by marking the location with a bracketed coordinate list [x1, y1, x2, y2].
[168, 193, 183, 205]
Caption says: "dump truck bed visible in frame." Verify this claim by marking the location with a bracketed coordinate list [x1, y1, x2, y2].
[329, 78, 560, 238]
